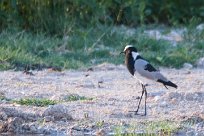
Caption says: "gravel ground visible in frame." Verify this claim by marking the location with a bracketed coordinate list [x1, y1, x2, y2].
[0, 63, 204, 135]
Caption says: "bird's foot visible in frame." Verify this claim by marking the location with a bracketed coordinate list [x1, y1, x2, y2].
[128, 111, 147, 116]
[128, 110, 139, 115]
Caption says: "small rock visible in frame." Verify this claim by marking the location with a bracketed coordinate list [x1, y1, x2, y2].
[184, 116, 204, 124]
[186, 130, 195, 136]
[83, 81, 95, 88]
[22, 124, 30, 131]
[167, 92, 183, 100]
[164, 110, 169, 114]
[196, 130, 204, 136]
[44, 116, 54, 122]
[195, 122, 204, 130]
[96, 129, 106, 136]
[0, 120, 7, 133]
[7, 117, 23, 132]
[0, 112, 8, 121]
[160, 101, 168, 107]
[196, 24, 204, 31]
[42, 104, 73, 121]
[183, 63, 193, 69]
[196, 57, 204, 68]
[109, 112, 125, 118]
[45, 128, 58, 135]
[170, 98, 178, 104]
[185, 92, 204, 102]
[71, 126, 85, 136]
[149, 90, 166, 97]
[185, 93, 194, 101]
[1, 107, 39, 121]
[153, 95, 161, 102]
[93, 63, 117, 71]
[30, 124, 37, 133]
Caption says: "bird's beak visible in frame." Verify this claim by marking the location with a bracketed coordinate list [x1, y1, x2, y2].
[120, 51, 125, 55]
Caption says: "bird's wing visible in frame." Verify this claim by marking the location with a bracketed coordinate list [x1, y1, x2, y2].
[134, 59, 168, 81]
[144, 63, 157, 72]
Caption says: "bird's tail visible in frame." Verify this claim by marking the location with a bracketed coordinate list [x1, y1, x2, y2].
[157, 79, 177, 89]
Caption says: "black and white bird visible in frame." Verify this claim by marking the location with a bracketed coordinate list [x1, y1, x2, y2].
[121, 45, 177, 116]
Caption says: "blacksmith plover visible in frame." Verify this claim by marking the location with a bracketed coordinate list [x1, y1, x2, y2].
[121, 45, 177, 115]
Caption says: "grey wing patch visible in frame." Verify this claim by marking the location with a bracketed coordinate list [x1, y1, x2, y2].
[144, 63, 157, 72]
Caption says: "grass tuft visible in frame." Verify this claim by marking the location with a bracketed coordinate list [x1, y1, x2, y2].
[114, 120, 179, 136]
[64, 94, 93, 102]
[0, 25, 203, 70]
[13, 98, 57, 107]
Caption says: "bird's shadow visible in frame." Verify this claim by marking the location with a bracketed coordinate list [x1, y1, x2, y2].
[109, 112, 148, 119]
[127, 111, 147, 118]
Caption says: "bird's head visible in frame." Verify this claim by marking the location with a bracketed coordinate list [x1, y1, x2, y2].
[120, 45, 137, 55]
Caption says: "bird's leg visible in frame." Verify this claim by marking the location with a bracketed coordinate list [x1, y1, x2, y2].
[129, 84, 145, 114]
[143, 85, 147, 116]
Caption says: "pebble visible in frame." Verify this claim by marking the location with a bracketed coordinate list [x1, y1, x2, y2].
[0, 120, 7, 132]
[160, 101, 168, 107]
[0, 112, 8, 121]
[185, 92, 204, 102]
[96, 129, 107, 136]
[196, 24, 204, 31]
[183, 63, 193, 69]
[7, 117, 23, 132]
[44, 116, 54, 122]
[42, 104, 73, 121]
[195, 122, 204, 130]
[196, 131, 204, 136]
[30, 124, 37, 132]
[196, 57, 204, 68]
[186, 130, 195, 136]
[149, 90, 166, 97]
[167, 92, 183, 100]
[153, 95, 161, 102]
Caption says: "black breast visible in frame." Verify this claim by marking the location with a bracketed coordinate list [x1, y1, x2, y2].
[125, 53, 135, 75]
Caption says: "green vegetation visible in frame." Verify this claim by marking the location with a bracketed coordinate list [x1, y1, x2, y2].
[1, 0, 204, 34]
[145, 121, 179, 135]
[13, 98, 57, 107]
[0, 25, 203, 70]
[0, 1, 204, 70]
[0, 94, 94, 106]
[114, 120, 179, 136]
[64, 94, 93, 101]
[0, 95, 11, 101]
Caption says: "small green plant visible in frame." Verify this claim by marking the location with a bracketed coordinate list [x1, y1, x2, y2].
[65, 94, 93, 102]
[96, 120, 104, 128]
[0, 95, 11, 101]
[113, 121, 179, 136]
[13, 98, 57, 107]
[37, 118, 46, 126]
[114, 125, 124, 136]
[0, 24, 203, 70]
[145, 121, 179, 135]
[0, 96, 6, 101]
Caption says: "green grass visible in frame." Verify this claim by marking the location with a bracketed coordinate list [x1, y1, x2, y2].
[114, 120, 179, 136]
[0, 25, 203, 70]
[0, 95, 11, 101]
[13, 98, 57, 107]
[0, 94, 93, 106]
[64, 94, 93, 102]
[145, 121, 179, 135]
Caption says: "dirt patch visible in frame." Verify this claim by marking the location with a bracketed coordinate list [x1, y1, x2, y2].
[0, 63, 204, 135]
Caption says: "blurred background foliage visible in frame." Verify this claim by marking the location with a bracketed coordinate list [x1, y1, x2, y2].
[1, 0, 204, 35]
[0, 0, 204, 70]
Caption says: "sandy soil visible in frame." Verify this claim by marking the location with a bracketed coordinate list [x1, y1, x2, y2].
[0, 63, 204, 135]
